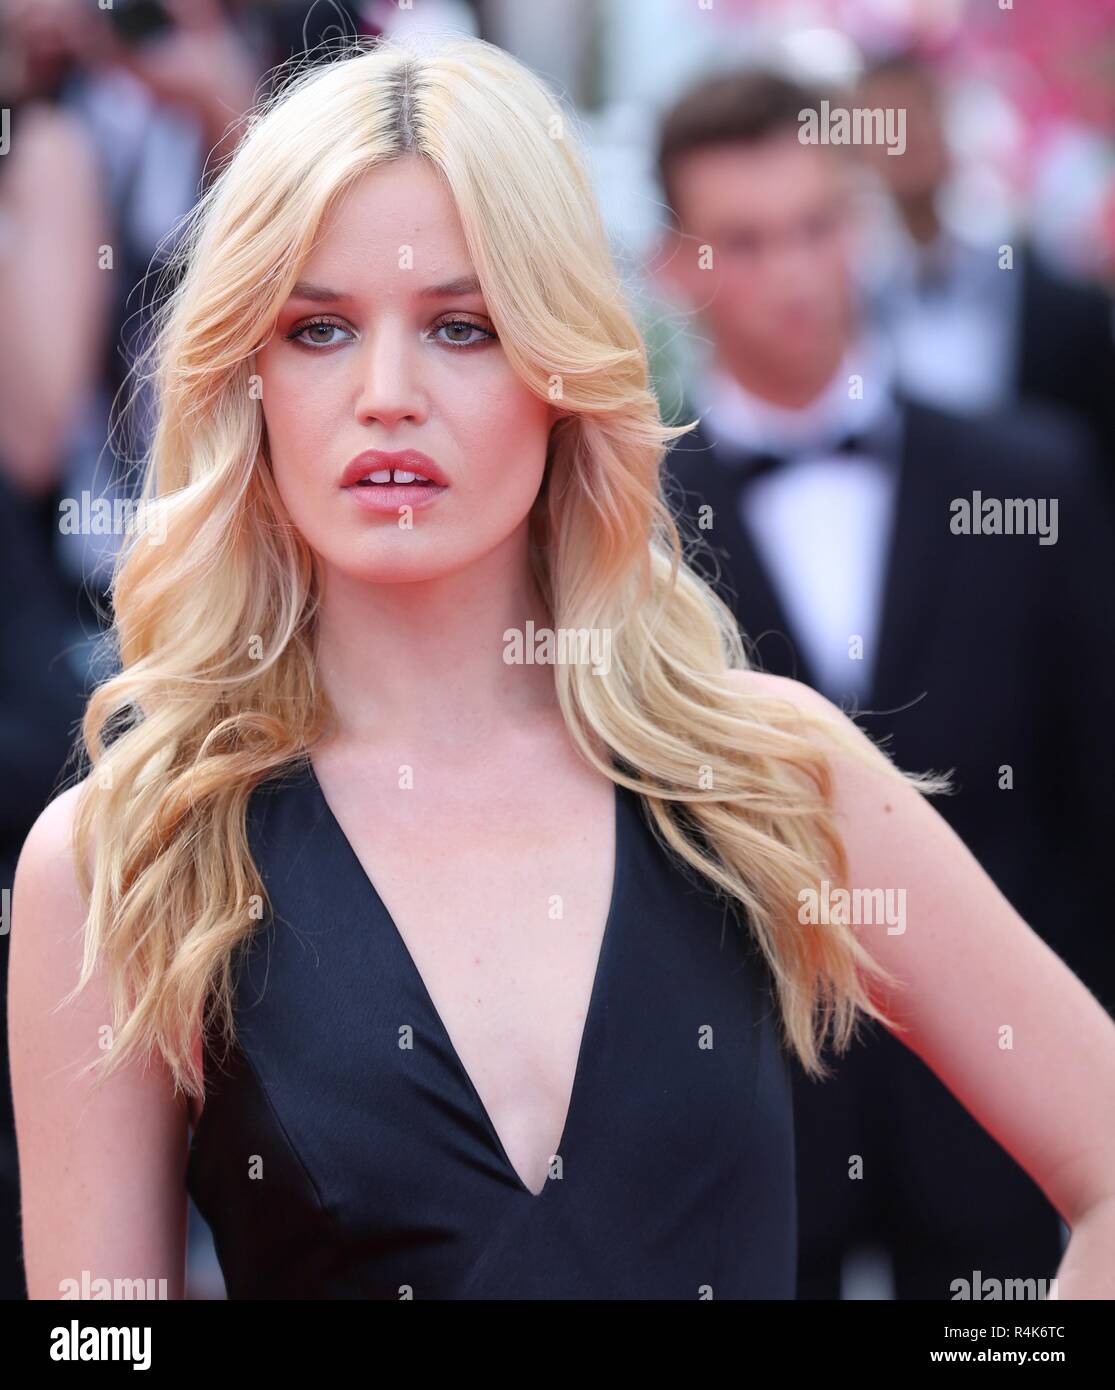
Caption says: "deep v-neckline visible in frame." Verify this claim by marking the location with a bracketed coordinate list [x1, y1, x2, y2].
[303, 759, 626, 1201]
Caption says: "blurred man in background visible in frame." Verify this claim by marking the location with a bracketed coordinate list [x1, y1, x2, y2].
[653, 67, 1115, 1299]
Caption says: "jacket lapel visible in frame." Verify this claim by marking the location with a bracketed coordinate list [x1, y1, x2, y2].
[662, 414, 821, 688]
[868, 397, 949, 711]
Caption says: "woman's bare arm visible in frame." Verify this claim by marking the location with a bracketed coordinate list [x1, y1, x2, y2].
[731, 669, 1115, 1298]
[7, 783, 189, 1299]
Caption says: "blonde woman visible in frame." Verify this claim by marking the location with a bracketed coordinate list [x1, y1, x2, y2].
[8, 34, 1115, 1301]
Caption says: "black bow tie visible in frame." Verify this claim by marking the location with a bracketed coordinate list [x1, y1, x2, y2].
[716, 430, 871, 487]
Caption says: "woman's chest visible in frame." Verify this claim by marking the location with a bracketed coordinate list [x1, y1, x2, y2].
[317, 769, 621, 1197]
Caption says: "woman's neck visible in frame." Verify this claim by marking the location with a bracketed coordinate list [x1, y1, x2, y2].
[312, 537, 558, 754]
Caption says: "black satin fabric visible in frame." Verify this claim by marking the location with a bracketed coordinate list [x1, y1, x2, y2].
[185, 761, 797, 1299]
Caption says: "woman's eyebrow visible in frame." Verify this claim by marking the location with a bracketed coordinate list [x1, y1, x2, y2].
[287, 274, 483, 303]
[418, 274, 483, 298]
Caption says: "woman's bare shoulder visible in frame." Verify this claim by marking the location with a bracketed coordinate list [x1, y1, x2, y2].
[720, 667, 855, 729]
[719, 667, 909, 806]
[16, 780, 82, 871]
[9, 782, 101, 1048]
[14, 778, 95, 900]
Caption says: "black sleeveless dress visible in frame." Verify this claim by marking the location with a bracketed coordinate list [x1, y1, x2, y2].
[185, 761, 797, 1299]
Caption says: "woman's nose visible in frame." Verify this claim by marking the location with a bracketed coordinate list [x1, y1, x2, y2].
[353, 324, 428, 428]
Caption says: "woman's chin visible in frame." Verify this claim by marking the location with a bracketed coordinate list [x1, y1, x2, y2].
[319, 548, 471, 588]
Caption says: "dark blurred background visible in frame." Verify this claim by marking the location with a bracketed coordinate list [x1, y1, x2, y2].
[1, 0, 1111, 1301]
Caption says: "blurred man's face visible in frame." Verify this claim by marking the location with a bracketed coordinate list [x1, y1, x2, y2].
[664, 132, 855, 388]
[856, 70, 949, 201]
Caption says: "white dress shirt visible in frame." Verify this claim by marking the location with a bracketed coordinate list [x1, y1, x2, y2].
[690, 342, 901, 703]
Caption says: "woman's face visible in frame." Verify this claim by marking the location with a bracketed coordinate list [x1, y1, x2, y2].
[254, 156, 555, 585]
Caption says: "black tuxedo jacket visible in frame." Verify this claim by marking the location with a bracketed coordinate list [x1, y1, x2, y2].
[1017, 248, 1115, 474]
[664, 397, 1115, 1013]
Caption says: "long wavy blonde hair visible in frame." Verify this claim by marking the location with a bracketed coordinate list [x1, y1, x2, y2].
[68, 31, 942, 1099]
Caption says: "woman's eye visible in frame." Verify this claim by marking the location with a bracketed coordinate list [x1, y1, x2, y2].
[287, 319, 353, 349]
[432, 318, 498, 349]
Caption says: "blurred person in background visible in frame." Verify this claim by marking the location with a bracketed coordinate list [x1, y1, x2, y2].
[853, 49, 1115, 481]
[0, 0, 114, 1301]
[653, 67, 1115, 1300]
[0, 0, 262, 629]
[0, 5, 112, 502]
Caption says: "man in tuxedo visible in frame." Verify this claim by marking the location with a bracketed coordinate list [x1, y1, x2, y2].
[653, 67, 1115, 1300]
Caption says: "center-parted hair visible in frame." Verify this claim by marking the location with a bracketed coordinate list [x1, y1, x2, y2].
[69, 32, 937, 1098]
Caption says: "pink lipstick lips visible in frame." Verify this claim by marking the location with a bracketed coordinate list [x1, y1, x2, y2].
[340, 449, 450, 515]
